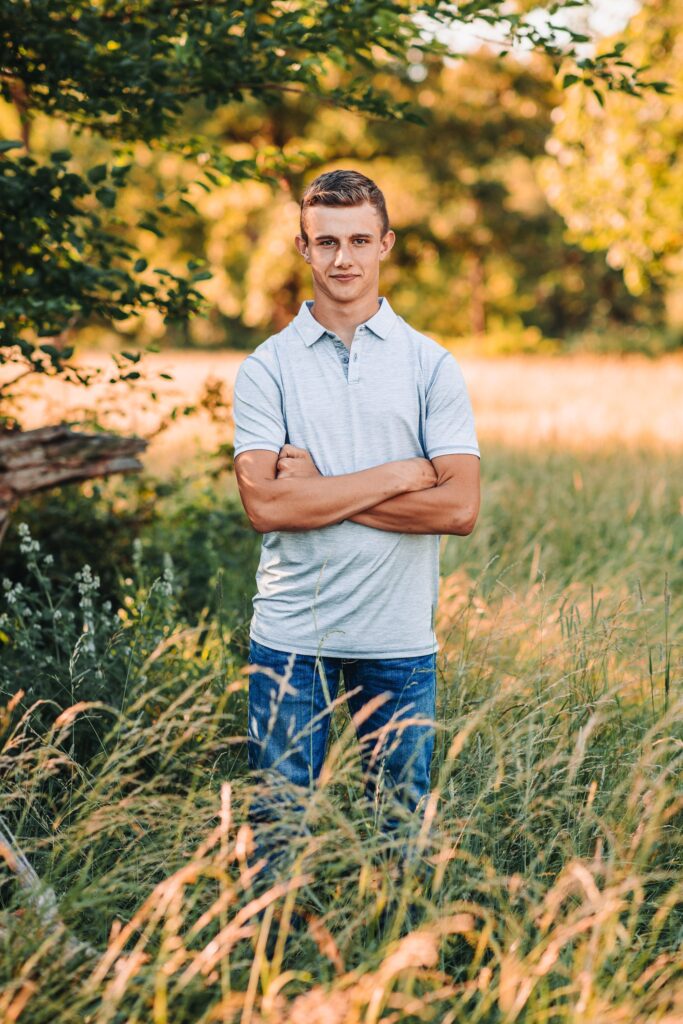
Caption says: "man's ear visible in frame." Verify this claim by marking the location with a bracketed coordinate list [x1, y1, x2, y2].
[379, 229, 396, 261]
[295, 234, 310, 261]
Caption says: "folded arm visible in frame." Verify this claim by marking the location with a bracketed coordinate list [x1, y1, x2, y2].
[233, 447, 437, 533]
[349, 453, 480, 535]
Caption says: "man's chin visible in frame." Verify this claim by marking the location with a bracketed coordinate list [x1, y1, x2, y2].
[327, 278, 367, 299]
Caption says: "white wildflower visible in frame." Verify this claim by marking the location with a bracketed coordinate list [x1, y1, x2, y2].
[17, 523, 40, 557]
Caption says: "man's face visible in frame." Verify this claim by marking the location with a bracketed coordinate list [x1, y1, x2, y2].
[295, 201, 395, 304]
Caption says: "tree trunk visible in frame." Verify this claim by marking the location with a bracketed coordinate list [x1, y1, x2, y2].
[0, 425, 147, 545]
[468, 251, 487, 336]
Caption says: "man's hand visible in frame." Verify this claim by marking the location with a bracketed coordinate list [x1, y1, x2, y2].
[276, 445, 438, 491]
[404, 458, 438, 491]
[276, 444, 322, 479]
[276, 444, 439, 491]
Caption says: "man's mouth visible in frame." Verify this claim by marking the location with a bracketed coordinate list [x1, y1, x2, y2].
[332, 275, 359, 281]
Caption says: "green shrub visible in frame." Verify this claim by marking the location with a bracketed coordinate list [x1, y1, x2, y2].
[1, 476, 261, 649]
[564, 324, 683, 356]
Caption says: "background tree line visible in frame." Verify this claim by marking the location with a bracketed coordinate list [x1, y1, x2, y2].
[1, 0, 679, 380]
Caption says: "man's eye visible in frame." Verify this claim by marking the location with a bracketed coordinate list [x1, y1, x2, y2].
[354, 239, 368, 245]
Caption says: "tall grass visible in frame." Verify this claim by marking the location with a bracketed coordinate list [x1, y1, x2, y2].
[1, 444, 681, 1022]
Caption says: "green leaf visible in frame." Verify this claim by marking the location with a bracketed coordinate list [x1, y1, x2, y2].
[87, 163, 108, 184]
[39, 344, 63, 361]
[139, 220, 163, 237]
[133, 258, 148, 272]
[95, 186, 117, 208]
[0, 139, 24, 153]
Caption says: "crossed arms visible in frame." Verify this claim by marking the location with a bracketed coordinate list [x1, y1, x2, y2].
[234, 445, 480, 536]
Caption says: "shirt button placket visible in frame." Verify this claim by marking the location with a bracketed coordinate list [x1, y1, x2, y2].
[349, 337, 360, 383]
[330, 333, 349, 379]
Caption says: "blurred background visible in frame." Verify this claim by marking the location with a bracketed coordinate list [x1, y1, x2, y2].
[3, 1, 683, 471]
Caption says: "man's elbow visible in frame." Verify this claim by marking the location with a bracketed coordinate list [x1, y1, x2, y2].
[246, 503, 282, 534]
[239, 493, 275, 533]
[449, 503, 479, 536]
[244, 498, 303, 534]
[247, 510, 271, 534]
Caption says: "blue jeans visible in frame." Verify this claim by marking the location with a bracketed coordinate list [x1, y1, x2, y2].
[246, 638, 437, 877]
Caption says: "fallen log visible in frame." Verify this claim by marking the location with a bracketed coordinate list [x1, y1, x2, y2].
[0, 815, 96, 956]
[0, 425, 147, 545]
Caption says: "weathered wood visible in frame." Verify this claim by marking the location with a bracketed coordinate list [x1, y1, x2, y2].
[0, 816, 96, 955]
[0, 425, 147, 545]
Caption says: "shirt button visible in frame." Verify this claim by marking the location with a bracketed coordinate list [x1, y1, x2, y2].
[353, 353, 358, 360]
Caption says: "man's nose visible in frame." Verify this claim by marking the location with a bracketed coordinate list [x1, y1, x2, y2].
[334, 244, 353, 266]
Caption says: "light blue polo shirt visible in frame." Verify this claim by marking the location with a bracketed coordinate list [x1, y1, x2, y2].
[232, 296, 480, 659]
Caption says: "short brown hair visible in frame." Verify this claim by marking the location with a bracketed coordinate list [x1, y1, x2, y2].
[299, 169, 390, 242]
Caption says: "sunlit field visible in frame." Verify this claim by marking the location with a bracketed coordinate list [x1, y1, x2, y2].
[8, 350, 683, 475]
[1, 356, 682, 1023]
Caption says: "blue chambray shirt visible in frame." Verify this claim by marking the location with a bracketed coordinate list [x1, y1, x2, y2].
[232, 296, 480, 658]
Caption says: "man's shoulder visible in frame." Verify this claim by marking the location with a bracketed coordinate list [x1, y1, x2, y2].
[251, 322, 293, 358]
[236, 324, 293, 380]
[394, 315, 454, 370]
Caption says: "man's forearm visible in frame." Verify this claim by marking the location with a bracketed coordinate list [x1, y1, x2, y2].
[247, 460, 427, 532]
[348, 481, 476, 535]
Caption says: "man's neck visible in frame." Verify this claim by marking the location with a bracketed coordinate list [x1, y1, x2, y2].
[309, 292, 381, 348]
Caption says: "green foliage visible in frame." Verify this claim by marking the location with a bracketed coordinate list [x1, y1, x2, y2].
[0, 478, 160, 602]
[0, 150, 206, 360]
[562, 322, 683, 356]
[0, 523, 180, 758]
[0, 0, 666, 386]
[538, 0, 683, 294]
[141, 485, 260, 634]
[0, 0, 426, 368]
[3, 446, 681, 765]
[0, 476, 260, 637]
[113, 50, 666, 350]
[1, 0, 428, 138]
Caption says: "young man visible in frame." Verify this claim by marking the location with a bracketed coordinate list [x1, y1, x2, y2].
[232, 169, 480, 868]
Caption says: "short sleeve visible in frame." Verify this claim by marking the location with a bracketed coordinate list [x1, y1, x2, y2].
[424, 353, 480, 459]
[232, 353, 286, 458]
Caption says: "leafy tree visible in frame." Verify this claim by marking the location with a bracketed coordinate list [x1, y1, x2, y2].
[293, 49, 664, 342]
[158, 49, 662, 347]
[537, 0, 680, 296]
[0, 0, 665, 388]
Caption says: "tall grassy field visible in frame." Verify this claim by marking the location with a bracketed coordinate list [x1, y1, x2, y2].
[0, 444, 681, 1023]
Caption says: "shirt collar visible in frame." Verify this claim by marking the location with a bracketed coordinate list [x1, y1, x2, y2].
[293, 296, 397, 347]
